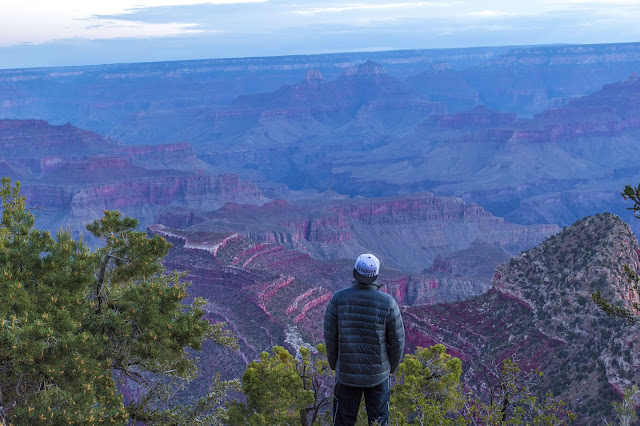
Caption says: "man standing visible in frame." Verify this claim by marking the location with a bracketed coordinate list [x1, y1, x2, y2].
[324, 254, 405, 426]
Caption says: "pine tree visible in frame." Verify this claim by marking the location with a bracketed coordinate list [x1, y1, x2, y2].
[389, 344, 464, 425]
[460, 359, 576, 425]
[227, 345, 314, 425]
[0, 178, 236, 424]
[592, 183, 640, 323]
[298, 344, 334, 426]
[0, 178, 127, 424]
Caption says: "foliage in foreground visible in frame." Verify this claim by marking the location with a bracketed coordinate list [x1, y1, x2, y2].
[608, 385, 639, 426]
[0, 178, 235, 425]
[389, 344, 463, 425]
[592, 183, 640, 323]
[227, 344, 333, 425]
[230, 342, 575, 425]
[460, 359, 576, 425]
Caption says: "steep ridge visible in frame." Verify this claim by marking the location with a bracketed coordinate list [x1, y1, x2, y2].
[404, 213, 640, 420]
[0, 119, 113, 158]
[173, 193, 558, 273]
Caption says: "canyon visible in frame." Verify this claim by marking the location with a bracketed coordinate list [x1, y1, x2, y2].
[3, 44, 640, 233]
[150, 211, 640, 420]
[170, 194, 557, 273]
[0, 119, 265, 233]
[2, 42, 640, 421]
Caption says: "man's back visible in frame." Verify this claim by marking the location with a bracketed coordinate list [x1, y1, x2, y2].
[323, 281, 405, 388]
[324, 253, 404, 426]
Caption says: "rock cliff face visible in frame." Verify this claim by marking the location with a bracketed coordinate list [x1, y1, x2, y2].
[0, 119, 114, 158]
[0, 120, 265, 233]
[404, 213, 640, 420]
[463, 42, 640, 116]
[146, 225, 361, 382]
[408, 241, 512, 304]
[65, 172, 265, 227]
[177, 193, 558, 274]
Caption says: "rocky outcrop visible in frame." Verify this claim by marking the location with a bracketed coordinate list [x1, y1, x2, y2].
[404, 213, 640, 420]
[492, 214, 640, 335]
[0, 119, 115, 158]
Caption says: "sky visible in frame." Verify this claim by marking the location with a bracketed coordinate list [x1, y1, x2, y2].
[1, 0, 640, 69]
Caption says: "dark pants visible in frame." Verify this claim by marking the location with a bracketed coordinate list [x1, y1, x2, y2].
[332, 378, 390, 426]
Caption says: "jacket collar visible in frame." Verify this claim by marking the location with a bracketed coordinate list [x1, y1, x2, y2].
[352, 280, 381, 290]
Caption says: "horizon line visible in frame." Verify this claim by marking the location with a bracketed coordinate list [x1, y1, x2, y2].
[2, 40, 640, 72]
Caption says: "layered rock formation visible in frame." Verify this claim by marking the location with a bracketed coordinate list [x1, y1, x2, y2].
[174, 193, 558, 273]
[148, 224, 356, 383]
[463, 42, 640, 115]
[406, 63, 481, 113]
[0, 120, 265, 233]
[4, 46, 640, 237]
[147, 220, 510, 385]
[404, 213, 640, 420]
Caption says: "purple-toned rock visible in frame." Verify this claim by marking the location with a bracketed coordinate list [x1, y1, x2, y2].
[180, 192, 558, 274]
[404, 213, 640, 419]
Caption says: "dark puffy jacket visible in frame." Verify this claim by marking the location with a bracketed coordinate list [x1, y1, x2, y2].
[323, 281, 405, 387]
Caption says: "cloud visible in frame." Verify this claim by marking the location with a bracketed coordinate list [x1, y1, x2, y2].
[545, 0, 640, 4]
[3, 0, 640, 68]
[80, 20, 207, 39]
[0, 0, 266, 46]
[467, 10, 518, 18]
[292, 2, 460, 16]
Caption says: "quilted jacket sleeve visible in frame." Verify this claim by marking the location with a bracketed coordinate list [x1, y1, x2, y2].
[386, 298, 405, 374]
[323, 296, 339, 370]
